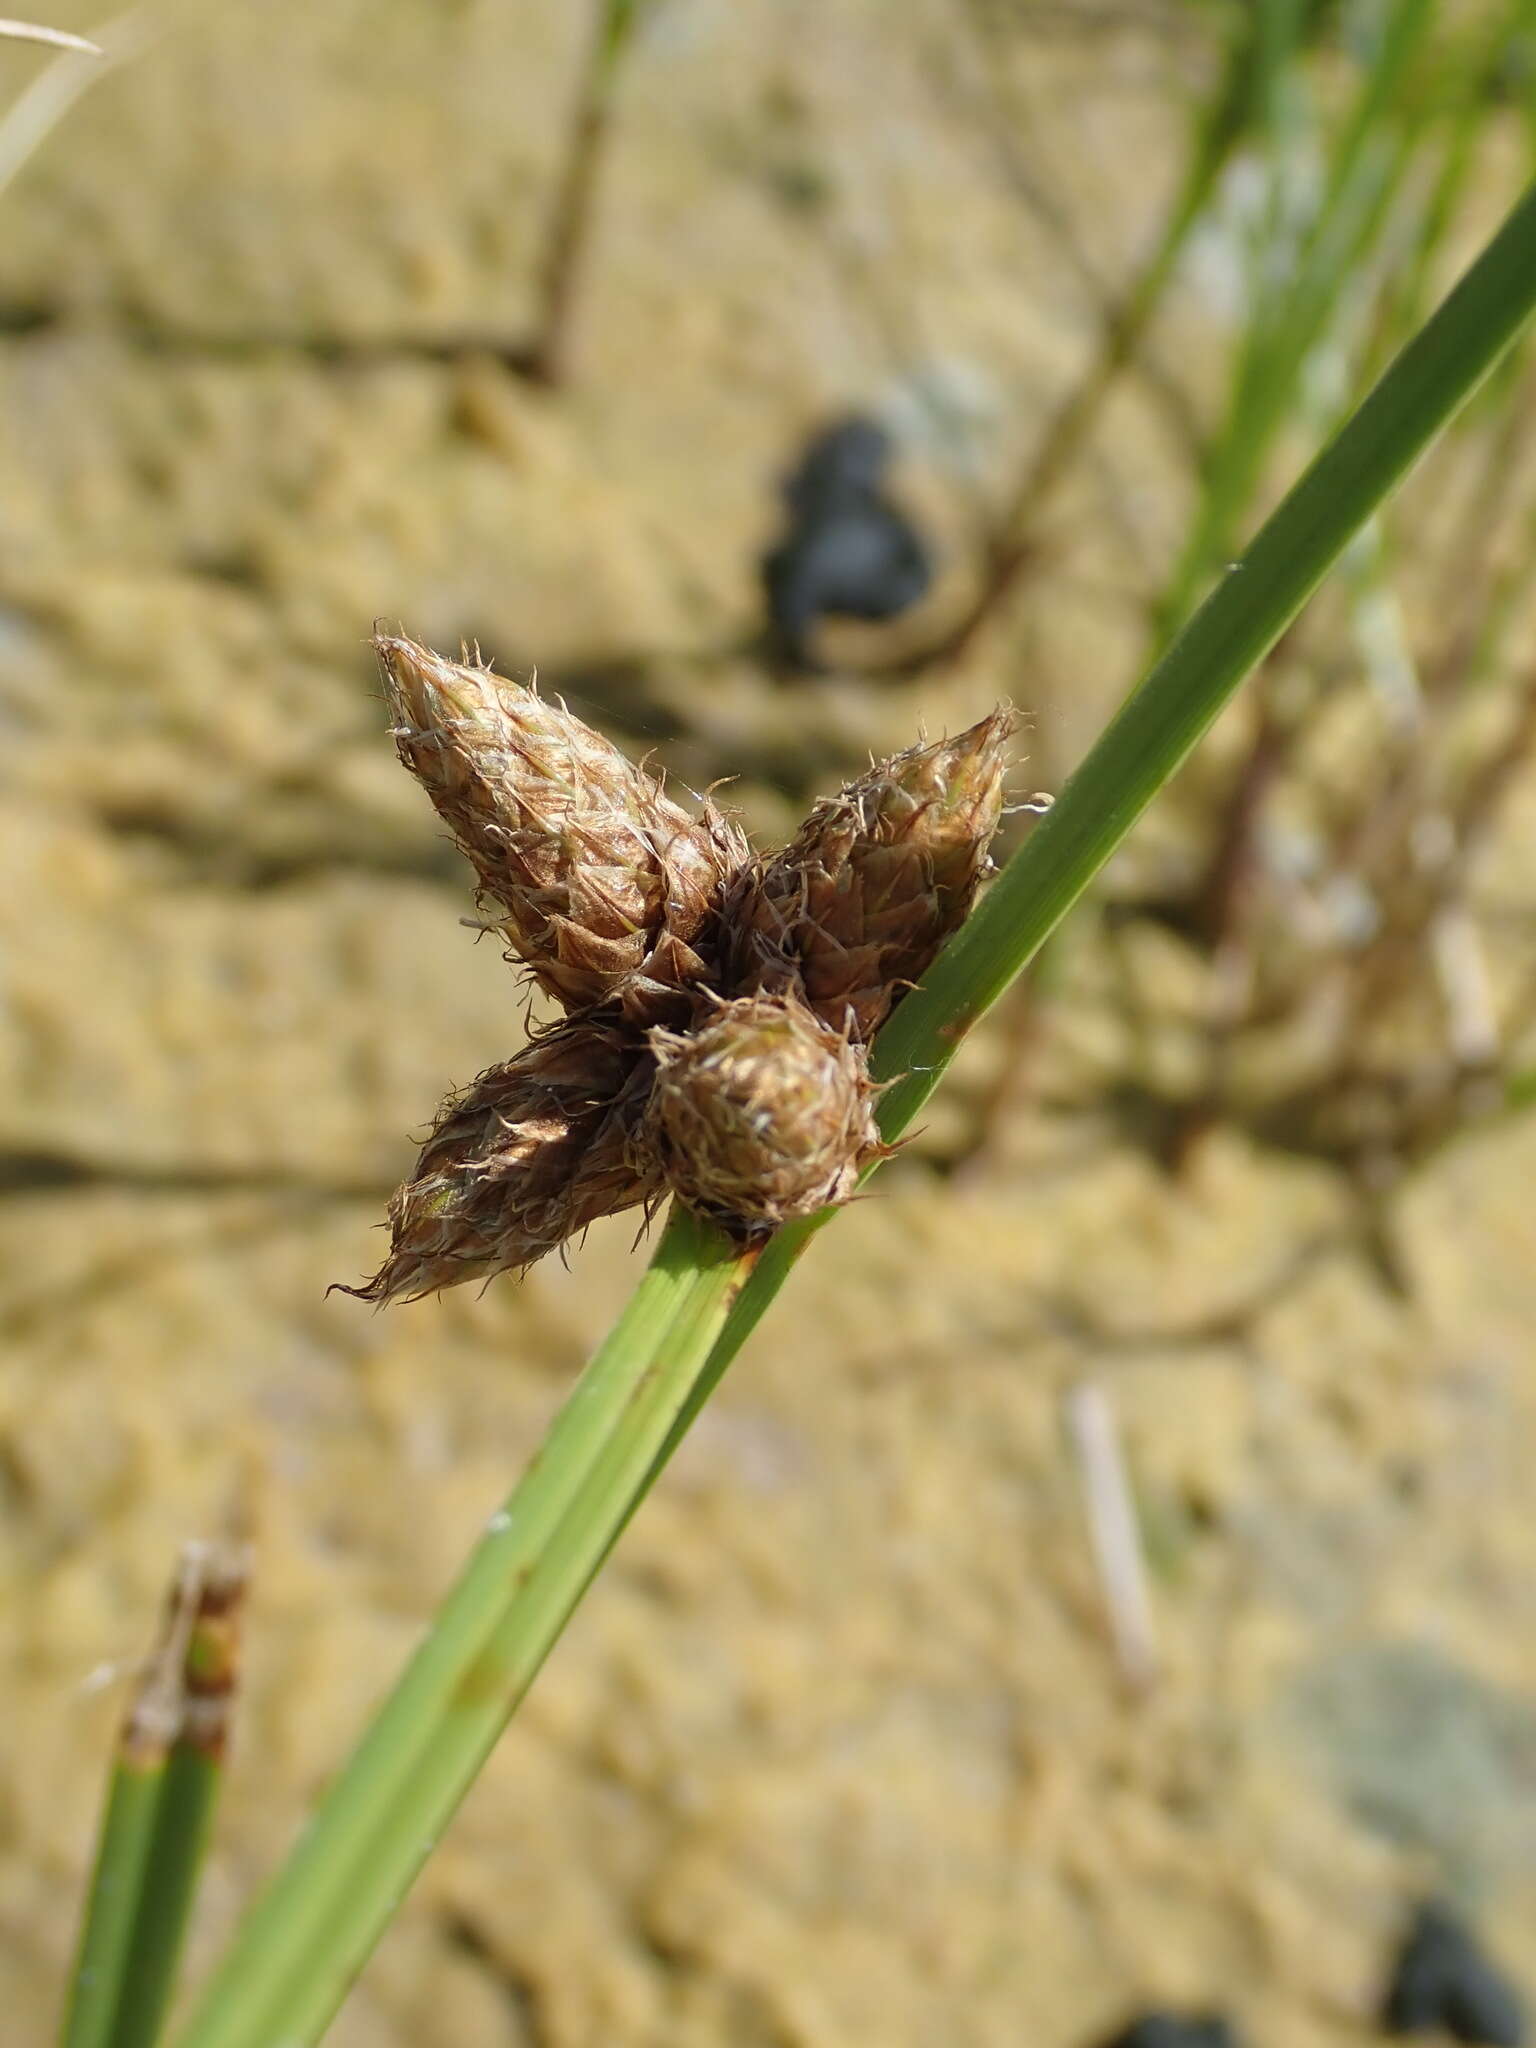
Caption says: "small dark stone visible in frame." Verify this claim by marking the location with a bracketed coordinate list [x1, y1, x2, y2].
[1381, 1900, 1526, 2044]
[760, 413, 932, 669]
[1094, 2012, 1241, 2048]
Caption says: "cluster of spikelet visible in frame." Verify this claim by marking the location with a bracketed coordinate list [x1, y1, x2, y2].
[345, 634, 1016, 1304]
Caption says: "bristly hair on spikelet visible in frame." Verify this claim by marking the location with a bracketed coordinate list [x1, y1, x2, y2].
[729, 708, 1018, 1043]
[337, 1018, 663, 1305]
[375, 633, 749, 1027]
[343, 657, 1027, 1301]
[636, 991, 884, 1238]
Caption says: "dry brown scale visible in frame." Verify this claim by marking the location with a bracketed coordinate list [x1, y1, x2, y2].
[346, 635, 1017, 1302]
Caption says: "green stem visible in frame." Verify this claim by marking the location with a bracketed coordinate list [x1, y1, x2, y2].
[112, 1745, 223, 2048]
[61, 1761, 169, 2048]
[173, 1208, 750, 2048]
[63, 1545, 243, 2048]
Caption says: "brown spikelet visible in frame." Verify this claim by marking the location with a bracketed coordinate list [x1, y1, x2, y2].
[639, 992, 882, 1237]
[376, 633, 748, 1025]
[731, 708, 1017, 1041]
[340, 1019, 663, 1304]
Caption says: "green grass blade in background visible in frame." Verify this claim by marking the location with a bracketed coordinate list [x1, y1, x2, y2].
[63, 1545, 246, 2048]
[61, 1757, 170, 2048]
[1365, 0, 1533, 361]
[1159, 0, 1439, 630]
[942, 0, 1320, 654]
[173, 1206, 751, 2048]
[62, 1547, 228, 2048]
[174, 175, 1536, 2048]
[114, 1746, 220, 2048]
[111, 1548, 248, 2048]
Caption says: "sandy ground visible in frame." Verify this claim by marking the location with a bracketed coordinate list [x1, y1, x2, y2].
[1, 3, 1535, 2044]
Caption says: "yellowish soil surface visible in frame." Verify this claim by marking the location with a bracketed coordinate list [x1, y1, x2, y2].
[2, 5, 1535, 2045]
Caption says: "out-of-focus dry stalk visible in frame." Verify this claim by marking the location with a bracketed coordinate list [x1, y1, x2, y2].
[856, 0, 1268, 677]
[947, 959, 1051, 1183]
[0, 11, 151, 202]
[1429, 902, 1498, 1070]
[1326, 399, 1536, 898]
[1309, 419, 1536, 1083]
[0, 17, 101, 50]
[1195, 660, 1292, 954]
[515, 0, 652, 387]
[119, 1549, 202, 1769]
[1335, 665, 1536, 1062]
[1186, 387, 1536, 1169]
[1064, 1380, 1159, 1694]
[1162, 651, 1295, 1168]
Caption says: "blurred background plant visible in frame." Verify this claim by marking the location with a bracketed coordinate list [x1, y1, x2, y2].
[4, 2, 1536, 2045]
[945, 0, 1536, 1243]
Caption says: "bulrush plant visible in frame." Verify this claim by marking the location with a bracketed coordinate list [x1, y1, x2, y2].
[352, 634, 1014, 1284]
[62, 182, 1532, 2048]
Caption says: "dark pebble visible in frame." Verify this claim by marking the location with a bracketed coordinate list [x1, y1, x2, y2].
[760, 413, 931, 669]
[1094, 2012, 1242, 2048]
[1381, 1899, 1525, 2044]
